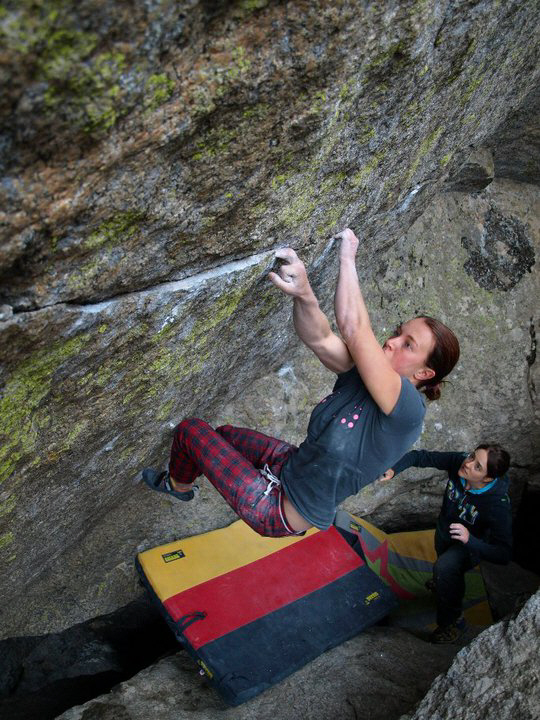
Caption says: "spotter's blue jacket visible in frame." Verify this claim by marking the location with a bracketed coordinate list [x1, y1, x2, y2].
[392, 450, 512, 564]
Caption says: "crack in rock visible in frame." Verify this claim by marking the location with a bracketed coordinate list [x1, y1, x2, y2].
[3, 250, 276, 320]
[526, 317, 537, 405]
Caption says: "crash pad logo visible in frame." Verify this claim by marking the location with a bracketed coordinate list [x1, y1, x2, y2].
[162, 549, 185, 562]
[198, 660, 213, 678]
[364, 591, 380, 605]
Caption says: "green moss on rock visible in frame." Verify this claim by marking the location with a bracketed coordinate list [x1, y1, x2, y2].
[317, 200, 347, 236]
[147, 264, 264, 392]
[145, 73, 175, 110]
[0, 333, 89, 485]
[407, 126, 444, 180]
[35, 22, 128, 132]
[0, 2, 132, 134]
[84, 211, 145, 251]
[156, 398, 176, 422]
[351, 151, 386, 188]
[226, 46, 251, 79]
[0, 532, 14, 553]
[193, 125, 238, 161]
[271, 173, 292, 190]
[66, 211, 144, 293]
[236, 0, 269, 12]
[355, 116, 376, 144]
[0, 494, 16, 519]
[461, 68, 485, 106]
[278, 177, 318, 228]
[365, 40, 409, 76]
[440, 152, 453, 168]
[242, 103, 269, 120]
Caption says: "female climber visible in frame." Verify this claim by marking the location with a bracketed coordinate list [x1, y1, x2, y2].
[143, 228, 460, 537]
[380, 443, 512, 642]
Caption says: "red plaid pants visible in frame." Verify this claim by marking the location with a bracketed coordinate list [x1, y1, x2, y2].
[169, 418, 300, 537]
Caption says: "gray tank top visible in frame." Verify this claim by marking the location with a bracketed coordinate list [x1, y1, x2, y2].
[280, 367, 426, 529]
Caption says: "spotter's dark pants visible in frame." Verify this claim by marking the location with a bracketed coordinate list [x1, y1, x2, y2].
[433, 529, 478, 627]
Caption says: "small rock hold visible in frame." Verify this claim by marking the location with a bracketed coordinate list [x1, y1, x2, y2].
[444, 148, 495, 193]
[0, 304, 13, 321]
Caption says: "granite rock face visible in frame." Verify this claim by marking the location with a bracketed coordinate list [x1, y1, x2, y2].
[1, 0, 540, 637]
[54, 626, 460, 720]
[443, 147, 494, 193]
[401, 590, 540, 720]
[1, 176, 537, 642]
[488, 82, 540, 186]
[49, 592, 540, 720]
[358, 178, 539, 529]
[3, 0, 539, 312]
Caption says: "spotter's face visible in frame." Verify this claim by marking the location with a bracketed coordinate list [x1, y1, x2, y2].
[459, 449, 492, 487]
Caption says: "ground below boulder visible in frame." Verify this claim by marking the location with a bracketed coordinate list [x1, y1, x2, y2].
[401, 590, 540, 720]
[53, 624, 460, 720]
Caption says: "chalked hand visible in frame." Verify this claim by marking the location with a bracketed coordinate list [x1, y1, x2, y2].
[268, 248, 310, 298]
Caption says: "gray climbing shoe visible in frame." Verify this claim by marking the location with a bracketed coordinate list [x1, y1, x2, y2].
[142, 468, 197, 501]
[430, 616, 465, 644]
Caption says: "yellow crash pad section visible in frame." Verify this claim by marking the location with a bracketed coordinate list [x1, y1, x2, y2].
[138, 520, 319, 603]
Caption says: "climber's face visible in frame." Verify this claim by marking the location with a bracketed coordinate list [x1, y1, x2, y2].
[382, 318, 436, 383]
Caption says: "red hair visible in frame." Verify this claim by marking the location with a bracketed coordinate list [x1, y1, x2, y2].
[415, 316, 460, 401]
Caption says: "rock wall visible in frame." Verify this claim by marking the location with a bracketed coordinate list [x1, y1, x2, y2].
[401, 590, 540, 720]
[53, 623, 462, 720]
[487, 83, 540, 187]
[360, 177, 540, 529]
[1, 0, 540, 635]
[45, 591, 540, 720]
[1, 175, 537, 639]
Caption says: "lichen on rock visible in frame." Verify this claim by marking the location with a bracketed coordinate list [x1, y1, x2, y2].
[0, 3, 539, 690]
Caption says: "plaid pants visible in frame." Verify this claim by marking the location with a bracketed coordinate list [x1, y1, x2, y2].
[169, 418, 300, 537]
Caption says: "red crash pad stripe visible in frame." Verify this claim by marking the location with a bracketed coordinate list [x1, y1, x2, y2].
[164, 526, 364, 650]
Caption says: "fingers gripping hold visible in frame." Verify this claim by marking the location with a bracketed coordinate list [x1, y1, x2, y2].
[335, 228, 359, 260]
[268, 247, 309, 297]
[274, 247, 298, 262]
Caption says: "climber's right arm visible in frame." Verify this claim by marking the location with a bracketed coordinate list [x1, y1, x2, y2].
[269, 248, 354, 374]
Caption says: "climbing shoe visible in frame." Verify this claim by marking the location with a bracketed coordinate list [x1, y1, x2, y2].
[142, 468, 197, 501]
[430, 617, 465, 644]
